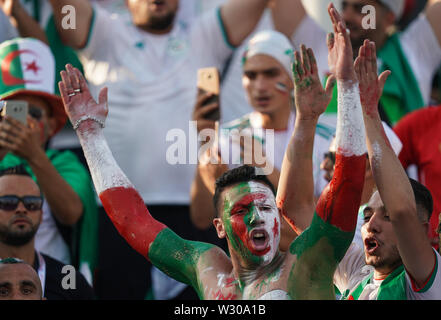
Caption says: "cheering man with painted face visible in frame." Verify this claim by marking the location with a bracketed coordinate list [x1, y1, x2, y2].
[56, 3, 368, 298]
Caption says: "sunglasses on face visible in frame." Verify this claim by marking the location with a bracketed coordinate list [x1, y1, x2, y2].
[28, 105, 44, 121]
[0, 195, 43, 211]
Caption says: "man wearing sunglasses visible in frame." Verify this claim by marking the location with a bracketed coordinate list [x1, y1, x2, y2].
[0, 38, 98, 285]
[0, 165, 94, 299]
[273, 0, 441, 126]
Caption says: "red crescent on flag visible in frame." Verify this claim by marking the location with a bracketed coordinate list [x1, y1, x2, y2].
[1, 50, 41, 86]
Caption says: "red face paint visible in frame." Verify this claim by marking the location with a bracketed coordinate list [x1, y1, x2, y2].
[99, 186, 166, 258]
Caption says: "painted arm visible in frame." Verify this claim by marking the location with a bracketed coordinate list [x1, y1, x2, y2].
[58, 64, 214, 289]
[271, 0, 306, 38]
[220, 0, 270, 47]
[355, 40, 435, 288]
[48, 0, 93, 49]
[276, 44, 335, 235]
[0, 0, 48, 44]
[425, 0, 441, 48]
[288, 5, 367, 299]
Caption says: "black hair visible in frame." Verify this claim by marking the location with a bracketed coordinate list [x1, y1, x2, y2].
[409, 178, 433, 222]
[0, 165, 32, 178]
[213, 165, 276, 215]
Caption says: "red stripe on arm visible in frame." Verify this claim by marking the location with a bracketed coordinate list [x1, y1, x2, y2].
[316, 153, 366, 232]
[99, 186, 166, 258]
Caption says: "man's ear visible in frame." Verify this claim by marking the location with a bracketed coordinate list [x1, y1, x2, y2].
[213, 218, 226, 239]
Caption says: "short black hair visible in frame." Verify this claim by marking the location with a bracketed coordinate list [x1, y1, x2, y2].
[409, 178, 433, 222]
[0, 165, 31, 178]
[213, 165, 276, 215]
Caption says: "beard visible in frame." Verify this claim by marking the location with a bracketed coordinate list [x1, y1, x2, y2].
[143, 11, 175, 31]
[0, 223, 38, 247]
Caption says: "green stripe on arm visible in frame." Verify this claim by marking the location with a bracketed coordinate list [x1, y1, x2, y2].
[148, 228, 215, 297]
[288, 213, 355, 299]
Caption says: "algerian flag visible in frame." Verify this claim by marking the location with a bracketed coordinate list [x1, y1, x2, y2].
[0, 37, 55, 98]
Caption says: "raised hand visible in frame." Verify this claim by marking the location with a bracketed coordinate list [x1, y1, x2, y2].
[327, 3, 356, 82]
[59, 64, 108, 131]
[354, 40, 391, 118]
[293, 44, 335, 120]
[0, 0, 18, 16]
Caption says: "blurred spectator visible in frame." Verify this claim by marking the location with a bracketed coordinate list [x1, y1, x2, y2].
[0, 7, 18, 42]
[0, 38, 98, 285]
[393, 104, 441, 249]
[49, 0, 272, 300]
[0, 257, 43, 300]
[0, 0, 48, 44]
[272, 0, 441, 127]
[0, 166, 95, 299]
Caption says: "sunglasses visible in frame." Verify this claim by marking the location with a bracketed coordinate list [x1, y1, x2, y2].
[0, 195, 43, 211]
[28, 106, 44, 120]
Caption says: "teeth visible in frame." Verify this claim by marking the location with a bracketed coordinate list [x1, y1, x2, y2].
[254, 232, 264, 238]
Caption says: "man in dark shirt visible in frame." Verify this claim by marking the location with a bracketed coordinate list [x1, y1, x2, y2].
[0, 165, 94, 300]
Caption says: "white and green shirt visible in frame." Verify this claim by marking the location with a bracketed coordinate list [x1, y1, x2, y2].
[334, 243, 441, 300]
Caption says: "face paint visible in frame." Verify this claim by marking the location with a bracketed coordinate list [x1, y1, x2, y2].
[222, 181, 280, 266]
[275, 82, 289, 93]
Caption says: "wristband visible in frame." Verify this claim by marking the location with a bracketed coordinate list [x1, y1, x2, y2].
[73, 115, 105, 130]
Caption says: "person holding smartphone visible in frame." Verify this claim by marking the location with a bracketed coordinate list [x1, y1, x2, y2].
[0, 38, 98, 286]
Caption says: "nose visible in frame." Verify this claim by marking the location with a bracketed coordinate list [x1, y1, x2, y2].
[253, 74, 270, 92]
[365, 212, 381, 234]
[249, 207, 265, 226]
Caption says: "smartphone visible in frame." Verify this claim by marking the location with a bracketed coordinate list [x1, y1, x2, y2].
[197, 67, 220, 121]
[1, 100, 29, 125]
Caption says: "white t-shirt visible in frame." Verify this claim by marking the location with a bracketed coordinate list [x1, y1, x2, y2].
[34, 200, 71, 265]
[219, 111, 334, 197]
[334, 243, 441, 300]
[79, 5, 233, 204]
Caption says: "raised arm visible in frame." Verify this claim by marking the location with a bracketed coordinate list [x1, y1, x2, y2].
[288, 5, 367, 299]
[355, 40, 435, 287]
[425, 0, 441, 47]
[220, 0, 270, 47]
[276, 44, 335, 235]
[271, 0, 306, 38]
[48, 0, 93, 49]
[58, 64, 214, 291]
[1, 0, 48, 44]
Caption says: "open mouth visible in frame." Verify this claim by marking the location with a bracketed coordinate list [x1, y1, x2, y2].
[249, 229, 270, 253]
[364, 237, 379, 255]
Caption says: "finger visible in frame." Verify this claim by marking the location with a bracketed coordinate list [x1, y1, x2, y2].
[325, 74, 336, 98]
[67, 64, 80, 92]
[293, 51, 303, 82]
[327, 32, 335, 51]
[369, 41, 377, 76]
[300, 44, 311, 74]
[3, 116, 25, 131]
[194, 103, 219, 119]
[307, 48, 318, 76]
[354, 56, 362, 80]
[58, 81, 69, 106]
[328, 4, 339, 34]
[61, 66, 73, 93]
[195, 91, 214, 109]
[378, 70, 391, 95]
[292, 51, 301, 85]
[75, 67, 89, 94]
[98, 87, 108, 107]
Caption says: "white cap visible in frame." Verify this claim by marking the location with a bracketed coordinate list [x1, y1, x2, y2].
[378, 0, 405, 21]
[242, 30, 294, 81]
